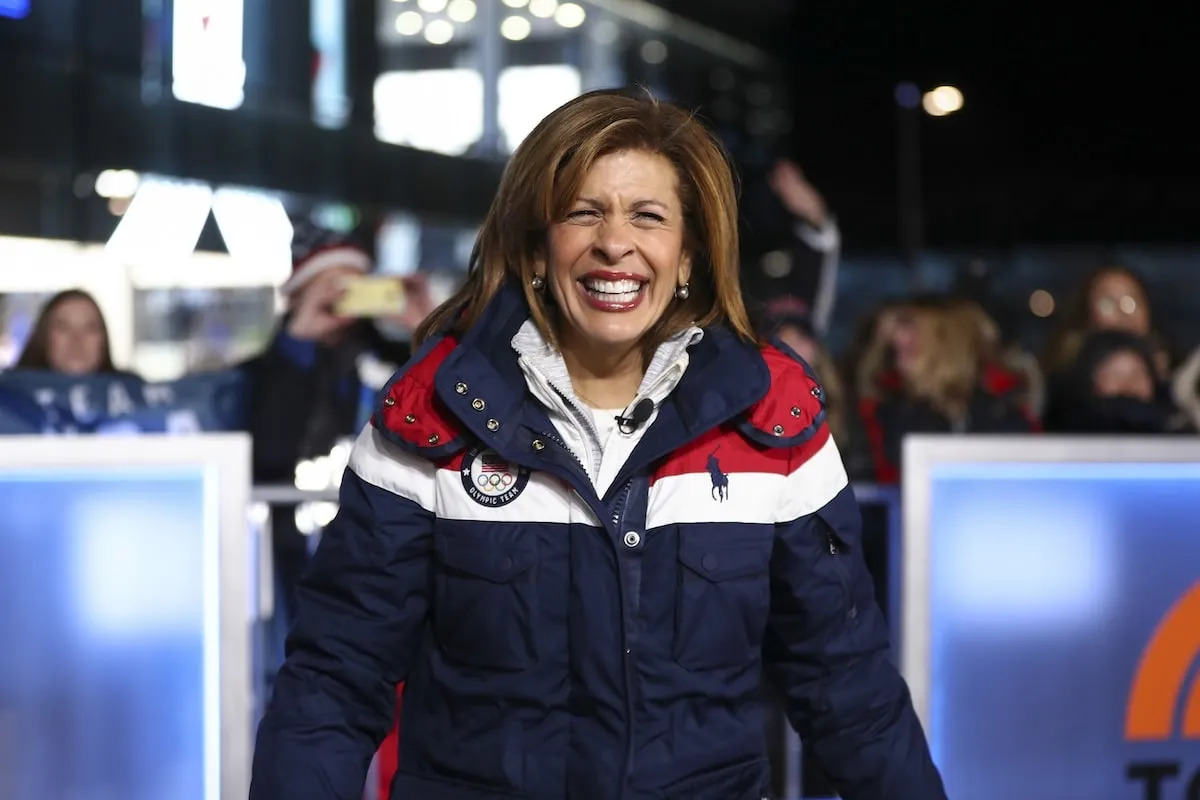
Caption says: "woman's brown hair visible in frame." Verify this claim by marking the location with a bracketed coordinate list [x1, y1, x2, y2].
[15, 289, 117, 373]
[1041, 265, 1151, 375]
[414, 89, 755, 349]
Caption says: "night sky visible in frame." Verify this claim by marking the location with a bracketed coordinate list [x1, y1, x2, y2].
[671, 2, 1196, 247]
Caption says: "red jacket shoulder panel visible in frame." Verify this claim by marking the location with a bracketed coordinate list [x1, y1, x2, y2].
[734, 344, 827, 449]
[373, 336, 468, 458]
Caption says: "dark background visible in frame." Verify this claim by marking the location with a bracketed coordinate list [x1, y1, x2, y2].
[657, 1, 1197, 247]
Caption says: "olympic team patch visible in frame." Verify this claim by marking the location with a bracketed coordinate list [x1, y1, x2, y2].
[461, 446, 531, 507]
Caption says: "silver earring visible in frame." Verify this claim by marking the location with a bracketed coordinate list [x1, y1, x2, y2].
[531, 274, 546, 291]
[675, 283, 690, 300]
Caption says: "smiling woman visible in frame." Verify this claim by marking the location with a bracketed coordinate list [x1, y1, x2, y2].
[252, 89, 946, 800]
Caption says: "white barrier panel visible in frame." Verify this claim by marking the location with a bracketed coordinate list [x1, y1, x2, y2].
[902, 436, 1200, 800]
[0, 435, 254, 800]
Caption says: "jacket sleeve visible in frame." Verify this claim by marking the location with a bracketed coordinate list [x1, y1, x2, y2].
[250, 424, 436, 800]
[763, 428, 946, 799]
[793, 217, 841, 336]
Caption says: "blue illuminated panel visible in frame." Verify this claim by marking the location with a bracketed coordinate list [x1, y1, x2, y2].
[928, 463, 1200, 800]
[0, 469, 212, 800]
[0, 0, 30, 19]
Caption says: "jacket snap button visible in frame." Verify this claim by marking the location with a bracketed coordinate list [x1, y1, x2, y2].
[471, 398, 485, 411]
[772, 424, 785, 436]
[486, 419, 500, 432]
[532, 439, 545, 451]
[790, 406, 800, 417]
[455, 382, 468, 395]
[811, 385, 823, 399]
[404, 414, 416, 424]
[701, 554, 718, 571]
[500, 555, 513, 570]
[427, 434, 440, 445]
[623, 531, 641, 548]
[383, 396, 395, 407]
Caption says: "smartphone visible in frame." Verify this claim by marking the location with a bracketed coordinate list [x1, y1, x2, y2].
[334, 275, 408, 318]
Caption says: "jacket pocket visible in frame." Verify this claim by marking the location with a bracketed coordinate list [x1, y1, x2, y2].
[817, 505, 866, 626]
[674, 531, 772, 671]
[434, 530, 539, 671]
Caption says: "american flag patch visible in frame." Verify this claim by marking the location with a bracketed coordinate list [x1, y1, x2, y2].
[479, 453, 510, 473]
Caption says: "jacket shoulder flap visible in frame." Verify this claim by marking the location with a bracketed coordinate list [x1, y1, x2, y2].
[373, 335, 468, 460]
[734, 343, 828, 449]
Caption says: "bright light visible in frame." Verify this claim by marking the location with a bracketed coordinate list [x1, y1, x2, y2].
[922, 85, 963, 116]
[417, 0, 447, 11]
[95, 169, 141, 199]
[500, 15, 532, 39]
[172, 0, 246, 110]
[554, 2, 585, 27]
[1029, 289, 1055, 318]
[424, 18, 454, 43]
[641, 39, 667, 64]
[394, 10, 423, 34]
[446, 0, 476, 22]
[105, 177, 215, 271]
[211, 187, 294, 281]
[374, 69, 484, 155]
[502, 0, 528, 7]
[499, 64, 583, 152]
[529, 0, 557, 17]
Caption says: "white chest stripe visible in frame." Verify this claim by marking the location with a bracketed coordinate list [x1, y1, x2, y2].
[348, 425, 438, 511]
[347, 424, 848, 528]
[436, 466, 599, 525]
[647, 435, 848, 528]
[775, 435, 849, 521]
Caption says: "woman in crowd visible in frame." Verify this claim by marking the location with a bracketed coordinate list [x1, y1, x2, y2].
[1044, 329, 1192, 434]
[14, 289, 120, 375]
[1043, 264, 1170, 378]
[857, 295, 1034, 483]
[251, 89, 944, 799]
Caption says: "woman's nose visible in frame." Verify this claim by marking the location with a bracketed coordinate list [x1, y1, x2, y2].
[591, 222, 635, 264]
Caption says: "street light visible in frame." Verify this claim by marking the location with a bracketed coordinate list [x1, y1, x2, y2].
[895, 82, 965, 267]
[922, 85, 963, 117]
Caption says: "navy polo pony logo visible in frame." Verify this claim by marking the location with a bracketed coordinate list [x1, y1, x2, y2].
[707, 448, 729, 502]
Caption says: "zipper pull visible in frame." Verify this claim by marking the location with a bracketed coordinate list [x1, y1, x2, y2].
[827, 533, 840, 556]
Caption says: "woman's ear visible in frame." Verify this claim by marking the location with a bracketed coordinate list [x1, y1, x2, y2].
[678, 252, 693, 287]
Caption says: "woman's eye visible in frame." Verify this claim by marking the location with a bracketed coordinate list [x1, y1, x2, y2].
[635, 212, 665, 222]
[567, 209, 599, 220]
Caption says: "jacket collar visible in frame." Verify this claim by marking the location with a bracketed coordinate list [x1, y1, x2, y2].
[433, 280, 770, 450]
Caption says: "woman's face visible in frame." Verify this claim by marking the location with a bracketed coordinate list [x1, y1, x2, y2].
[1092, 348, 1154, 402]
[45, 297, 107, 375]
[1088, 270, 1149, 336]
[546, 149, 691, 360]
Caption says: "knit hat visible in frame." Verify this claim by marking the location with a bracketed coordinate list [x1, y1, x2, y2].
[283, 220, 372, 296]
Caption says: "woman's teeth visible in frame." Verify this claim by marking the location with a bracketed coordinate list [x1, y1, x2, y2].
[581, 278, 643, 303]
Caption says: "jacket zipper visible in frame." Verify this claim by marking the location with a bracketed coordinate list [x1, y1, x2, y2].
[609, 480, 633, 526]
[537, 428, 589, 475]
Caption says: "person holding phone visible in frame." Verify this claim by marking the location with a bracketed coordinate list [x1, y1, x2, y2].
[244, 225, 434, 663]
[251, 90, 944, 800]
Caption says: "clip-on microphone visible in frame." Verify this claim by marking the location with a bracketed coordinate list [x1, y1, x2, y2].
[615, 398, 655, 435]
